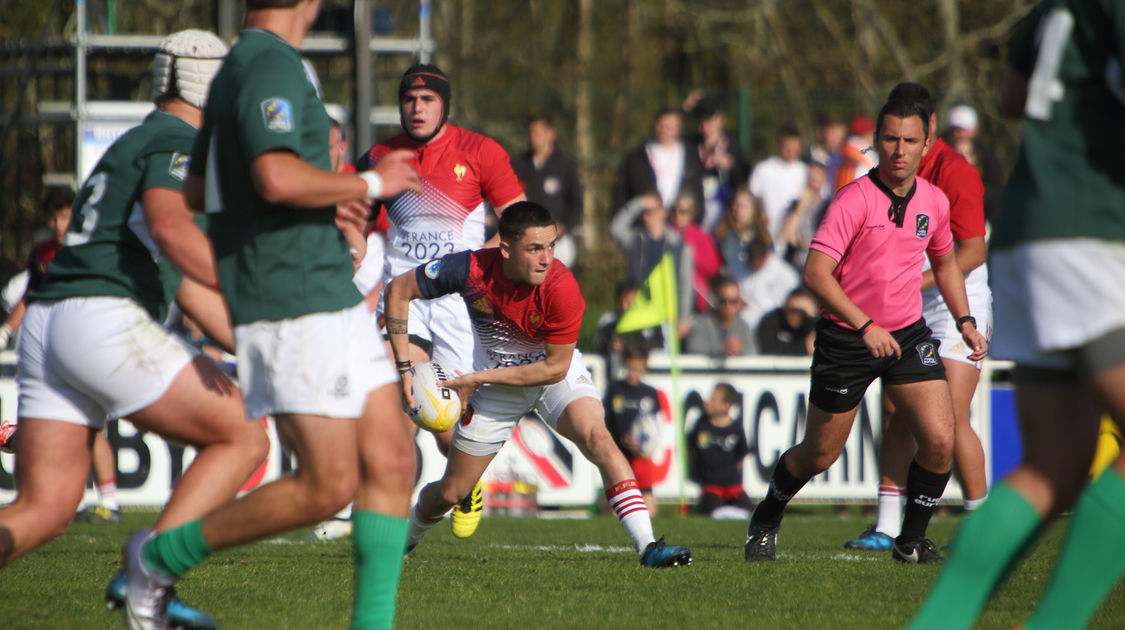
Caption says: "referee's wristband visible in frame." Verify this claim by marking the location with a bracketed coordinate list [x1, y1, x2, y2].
[858, 319, 875, 336]
[358, 170, 383, 200]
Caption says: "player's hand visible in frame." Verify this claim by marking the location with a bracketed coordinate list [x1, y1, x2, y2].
[374, 149, 422, 197]
[862, 325, 901, 359]
[440, 372, 480, 408]
[962, 324, 988, 361]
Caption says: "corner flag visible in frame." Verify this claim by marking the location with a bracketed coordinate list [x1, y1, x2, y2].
[616, 254, 678, 333]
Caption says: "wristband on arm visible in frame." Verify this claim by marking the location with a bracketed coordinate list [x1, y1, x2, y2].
[358, 171, 383, 200]
[858, 319, 875, 337]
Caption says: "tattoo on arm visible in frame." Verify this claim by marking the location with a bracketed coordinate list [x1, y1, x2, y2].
[386, 316, 408, 335]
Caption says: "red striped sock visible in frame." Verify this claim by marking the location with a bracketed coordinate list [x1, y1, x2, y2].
[606, 480, 654, 553]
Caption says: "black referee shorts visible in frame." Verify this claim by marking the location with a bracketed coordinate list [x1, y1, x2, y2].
[809, 318, 946, 414]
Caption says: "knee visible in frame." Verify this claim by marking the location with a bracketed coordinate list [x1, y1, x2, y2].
[296, 469, 358, 520]
[916, 432, 954, 468]
[792, 443, 840, 477]
[242, 424, 270, 468]
[360, 442, 416, 493]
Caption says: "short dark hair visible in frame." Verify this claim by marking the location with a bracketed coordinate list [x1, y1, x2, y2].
[886, 82, 935, 122]
[747, 237, 771, 263]
[527, 114, 555, 128]
[246, 0, 300, 9]
[713, 382, 738, 406]
[498, 201, 555, 242]
[624, 342, 649, 362]
[41, 186, 75, 215]
[778, 124, 801, 140]
[877, 87, 931, 140]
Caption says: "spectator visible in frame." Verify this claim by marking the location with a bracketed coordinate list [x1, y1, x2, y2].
[687, 93, 750, 230]
[737, 238, 800, 332]
[684, 277, 758, 358]
[0, 185, 74, 349]
[807, 112, 847, 197]
[834, 114, 878, 191]
[613, 107, 704, 215]
[603, 344, 665, 515]
[328, 118, 355, 174]
[688, 383, 754, 518]
[757, 287, 818, 356]
[591, 282, 663, 374]
[748, 125, 807, 243]
[779, 161, 829, 269]
[511, 115, 584, 236]
[610, 192, 694, 332]
[941, 105, 1006, 225]
[670, 192, 722, 312]
[713, 186, 771, 282]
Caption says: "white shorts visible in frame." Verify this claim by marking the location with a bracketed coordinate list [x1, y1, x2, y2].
[379, 291, 474, 376]
[452, 350, 600, 456]
[17, 297, 196, 428]
[235, 302, 397, 419]
[922, 290, 993, 368]
[991, 239, 1125, 369]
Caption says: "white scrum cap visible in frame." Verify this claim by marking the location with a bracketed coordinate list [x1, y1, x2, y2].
[153, 29, 228, 108]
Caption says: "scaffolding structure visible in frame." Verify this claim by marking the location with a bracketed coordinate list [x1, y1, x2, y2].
[0, 0, 434, 259]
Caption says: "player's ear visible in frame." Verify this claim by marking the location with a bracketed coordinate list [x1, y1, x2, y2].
[499, 237, 511, 259]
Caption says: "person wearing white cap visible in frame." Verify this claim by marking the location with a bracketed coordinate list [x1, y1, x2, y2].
[943, 104, 1006, 224]
[0, 29, 267, 630]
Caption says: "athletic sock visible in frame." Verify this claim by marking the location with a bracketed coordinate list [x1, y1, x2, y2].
[750, 452, 808, 529]
[898, 460, 951, 542]
[406, 502, 443, 548]
[1025, 468, 1125, 630]
[963, 492, 988, 512]
[874, 484, 905, 537]
[350, 511, 407, 630]
[605, 479, 654, 554]
[96, 480, 120, 511]
[143, 518, 212, 578]
[907, 482, 1040, 630]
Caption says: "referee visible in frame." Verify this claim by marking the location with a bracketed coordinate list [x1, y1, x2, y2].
[743, 92, 986, 565]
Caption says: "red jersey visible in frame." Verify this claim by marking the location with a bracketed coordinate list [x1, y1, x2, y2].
[415, 248, 584, 370]
[359, 125, 524, 277]
[917, 138, 986, 241]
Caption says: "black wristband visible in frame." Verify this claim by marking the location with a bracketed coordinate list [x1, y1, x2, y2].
[395, 360, 413, 368]
[859, 319, 875, 336]
[956, 315, 976, 329]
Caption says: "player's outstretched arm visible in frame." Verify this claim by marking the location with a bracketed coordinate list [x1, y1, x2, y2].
[385, 268, 426, 408]
[144, 186, 220, 288]
[250, 149, 420, 209]
[440, 342, 575, 406]
[930, 249, 987, 360]
[804, 249, 900, 359]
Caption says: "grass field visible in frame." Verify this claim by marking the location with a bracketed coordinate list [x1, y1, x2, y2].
[3, 506, 1124, 629]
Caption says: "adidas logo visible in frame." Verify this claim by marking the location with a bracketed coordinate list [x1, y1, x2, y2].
[412, 76, 426, 86]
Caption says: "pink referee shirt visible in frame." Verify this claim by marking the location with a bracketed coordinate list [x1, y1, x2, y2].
[809, 172, 954, 331]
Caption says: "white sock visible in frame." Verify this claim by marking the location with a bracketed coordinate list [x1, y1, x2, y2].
[606, 480, 655, 554]
[406, 503, 444, 547]
[963, 493, 988, 512]
[96, 481, 120, 511]
[875, 484, 905, 538]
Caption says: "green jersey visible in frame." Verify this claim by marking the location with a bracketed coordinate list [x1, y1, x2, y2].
[192, 28, 359, 326]
[31, 110, 196, 323]
[992, 0, 1125, 249]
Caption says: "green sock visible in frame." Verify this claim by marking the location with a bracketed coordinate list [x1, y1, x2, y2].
[350, 511, 408, 630]
[1026, 468, 1125, 630]
[907, 482, 1040, 630]
[143, 518, 213, 578]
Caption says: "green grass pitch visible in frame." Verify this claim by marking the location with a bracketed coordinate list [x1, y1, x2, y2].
[3, 507, 1123, 629]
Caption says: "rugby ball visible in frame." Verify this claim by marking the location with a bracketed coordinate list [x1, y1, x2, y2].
[629, 412, 662, 459]
[410, 361, 462, 433]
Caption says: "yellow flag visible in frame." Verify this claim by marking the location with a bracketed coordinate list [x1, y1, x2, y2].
[616, 254, 678, 333]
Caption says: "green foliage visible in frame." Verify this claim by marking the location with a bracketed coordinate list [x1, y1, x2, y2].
[4, 507, 1124, 629]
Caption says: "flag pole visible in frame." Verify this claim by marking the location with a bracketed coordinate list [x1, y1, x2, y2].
[662, 258, 687, 516]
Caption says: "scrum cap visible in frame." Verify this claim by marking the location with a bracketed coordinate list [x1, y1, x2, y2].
[153, 29, 227, 109]
[399, 63, 451, 132]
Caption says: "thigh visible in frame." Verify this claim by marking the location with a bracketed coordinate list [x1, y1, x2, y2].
[808, 321, 884, 413]
[884, 379, 954, 446]
[11, 417, 94, 512]
[274, 412, 359, 484]
[129, 355, 252, 447]
[452, 385, 537, 456]
[536, 351, 600, 428]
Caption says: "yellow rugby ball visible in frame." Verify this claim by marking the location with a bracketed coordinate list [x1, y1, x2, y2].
[410, 361, 462, 433]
